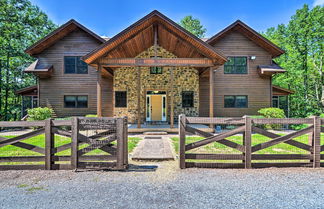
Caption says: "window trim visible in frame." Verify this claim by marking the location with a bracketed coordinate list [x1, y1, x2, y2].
[224, 95, 248, 108]
[64, 95, 88, 108]
[115, 91, 127, 108]
[224, 56, 248, 74]
[64, 56, 88, 74]
[182, 91, 194, 108]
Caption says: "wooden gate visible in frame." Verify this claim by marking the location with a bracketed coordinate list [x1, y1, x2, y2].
[72, 117, 128, 170]
[0, 117, 128, 170]
[179, 115, 323, 169]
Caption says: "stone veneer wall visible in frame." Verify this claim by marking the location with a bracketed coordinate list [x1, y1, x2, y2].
[113, 45, 199, 123]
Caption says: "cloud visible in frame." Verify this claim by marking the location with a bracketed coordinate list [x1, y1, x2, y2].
[313, 0, 324, 6]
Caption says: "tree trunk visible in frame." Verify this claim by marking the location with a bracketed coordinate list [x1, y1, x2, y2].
[4, 53, 9, 121]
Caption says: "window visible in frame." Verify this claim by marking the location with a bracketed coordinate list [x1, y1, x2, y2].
[115, 91, 127, 107]
[224, 95, 248, 108]
[64, 56, 88, 74]
[182, 91, 194, 108]
[272, 96, 279, 108]
[150, 56, 163, 74]
[224, 57, 247, 74]
[64, 95, 88, 108]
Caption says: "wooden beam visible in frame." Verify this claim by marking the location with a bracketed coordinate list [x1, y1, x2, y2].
[209, 67, 214, 128]
[97, 64, 102, 117]
[137, 67, 141, 128]
[154, 24, 158, 57]
[100, 58, 215, 67]
[170, 67, 174, 128]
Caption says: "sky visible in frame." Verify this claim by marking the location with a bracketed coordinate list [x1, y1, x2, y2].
[29, 0, 323, 38]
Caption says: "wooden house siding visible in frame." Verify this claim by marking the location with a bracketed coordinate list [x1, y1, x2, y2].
[36, 28, 112, 117]
[200, 31, 272, 117]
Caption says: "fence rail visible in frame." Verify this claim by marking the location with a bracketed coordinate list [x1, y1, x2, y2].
[0, 117, 128, 170]
[179, 115, 324, 169]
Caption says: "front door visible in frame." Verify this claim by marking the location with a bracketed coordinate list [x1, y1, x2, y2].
[146, 91, 166, 121]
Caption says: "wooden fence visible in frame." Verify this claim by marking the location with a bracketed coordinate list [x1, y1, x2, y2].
[179, 115, 324, 169]
[0, 117, 128, 170]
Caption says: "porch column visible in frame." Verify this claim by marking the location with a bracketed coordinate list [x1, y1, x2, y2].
[170, 67, 174, 128]
[137, 67, 141, 128]
[209, 67, 214, 128]
[97, 64, 102, 117]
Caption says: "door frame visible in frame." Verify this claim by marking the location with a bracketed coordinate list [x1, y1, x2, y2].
[146, 91, 167, 122]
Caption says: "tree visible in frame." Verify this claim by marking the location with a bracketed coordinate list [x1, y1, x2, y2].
[263, 4, 324, 117]
[179, 15, 207, 38]
[0, 0, 57, 121]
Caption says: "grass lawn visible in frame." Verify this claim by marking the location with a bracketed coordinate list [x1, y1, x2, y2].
[0, 134, 142, 158]
[171, 133, 324, 155]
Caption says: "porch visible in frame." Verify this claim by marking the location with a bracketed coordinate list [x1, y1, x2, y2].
[128, 123, 213, 133]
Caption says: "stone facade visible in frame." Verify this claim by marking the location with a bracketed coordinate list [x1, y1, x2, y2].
[113, 45, 199, 123]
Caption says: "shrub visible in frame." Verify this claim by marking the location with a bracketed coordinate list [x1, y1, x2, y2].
[257, 108, 285, 130]
[27, 107, 53, 121]
[257, 108, 285, 118]
[320, 113, 324, 118]
[85, 114, 97, 117]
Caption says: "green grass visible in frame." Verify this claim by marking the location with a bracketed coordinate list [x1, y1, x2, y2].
[171, 133, 324, 155]
[0, 134, 142, 157]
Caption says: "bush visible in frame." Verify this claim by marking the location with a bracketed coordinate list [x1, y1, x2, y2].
[257, 108, 285, 130]
[257, 108, 285, 118]
[85, 114, 97, 117]
[320, 113, 324, 118]
[27, 107, 53, 121]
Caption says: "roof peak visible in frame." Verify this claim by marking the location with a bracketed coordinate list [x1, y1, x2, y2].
[25, 19, 105, 56]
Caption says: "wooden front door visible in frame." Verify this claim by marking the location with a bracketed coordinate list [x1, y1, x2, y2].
[151, 95, 163, 121]
[146, 91, 167, 122]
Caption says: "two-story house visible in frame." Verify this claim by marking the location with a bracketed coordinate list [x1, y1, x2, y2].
[20, 10, 292, 128]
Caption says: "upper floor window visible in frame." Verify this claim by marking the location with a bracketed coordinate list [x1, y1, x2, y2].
[150, 56, 163, 74]
[224, 57, 247, 74]
[115, 91, 127, 108]
[64, 56, 88, 74]
[182, 91, 194, 108]
[224, 95, 248, 108]
[64, 95, 88, 108]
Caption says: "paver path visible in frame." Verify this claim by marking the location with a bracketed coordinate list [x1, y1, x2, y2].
[131, 136, 175, 160]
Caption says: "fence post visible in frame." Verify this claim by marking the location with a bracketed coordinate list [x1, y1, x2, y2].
[122, 116, 128, 168]
[179, 114, 186, 169]
[45, 118, 54, 170]
[244, 116, 252, 169]
[71, 117, 79, 170]
[116, 118, 124, 170]
[312, 116, 321, 168]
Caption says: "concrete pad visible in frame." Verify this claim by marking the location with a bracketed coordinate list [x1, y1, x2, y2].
[131, 136, 175, 161]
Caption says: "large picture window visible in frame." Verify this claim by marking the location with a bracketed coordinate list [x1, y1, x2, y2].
[224, 57, 247, 74]
[224, 95, 248, 108]
[64, 95, 88, 108]
[115, 91, 127, 108]
[64, 56, 88, 74]
[182, 91, 194, 108]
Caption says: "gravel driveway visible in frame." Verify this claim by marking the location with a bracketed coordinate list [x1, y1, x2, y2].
[0, 161, 323, 209]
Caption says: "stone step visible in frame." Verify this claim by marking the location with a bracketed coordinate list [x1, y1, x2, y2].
[143, 131, 168, 135]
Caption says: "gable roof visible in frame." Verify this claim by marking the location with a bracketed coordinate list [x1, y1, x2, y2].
[207, 20, 285, 58]
[83, 10, 227, 65]
[25, 19, 106, 56]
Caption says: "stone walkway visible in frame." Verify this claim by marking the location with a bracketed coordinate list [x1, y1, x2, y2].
[131, 136, 175, 160]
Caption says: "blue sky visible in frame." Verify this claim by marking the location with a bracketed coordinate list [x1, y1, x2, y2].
[30, 0, 322, 38]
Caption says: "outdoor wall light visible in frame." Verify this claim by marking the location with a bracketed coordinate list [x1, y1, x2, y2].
[250, 56, 256, 60]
